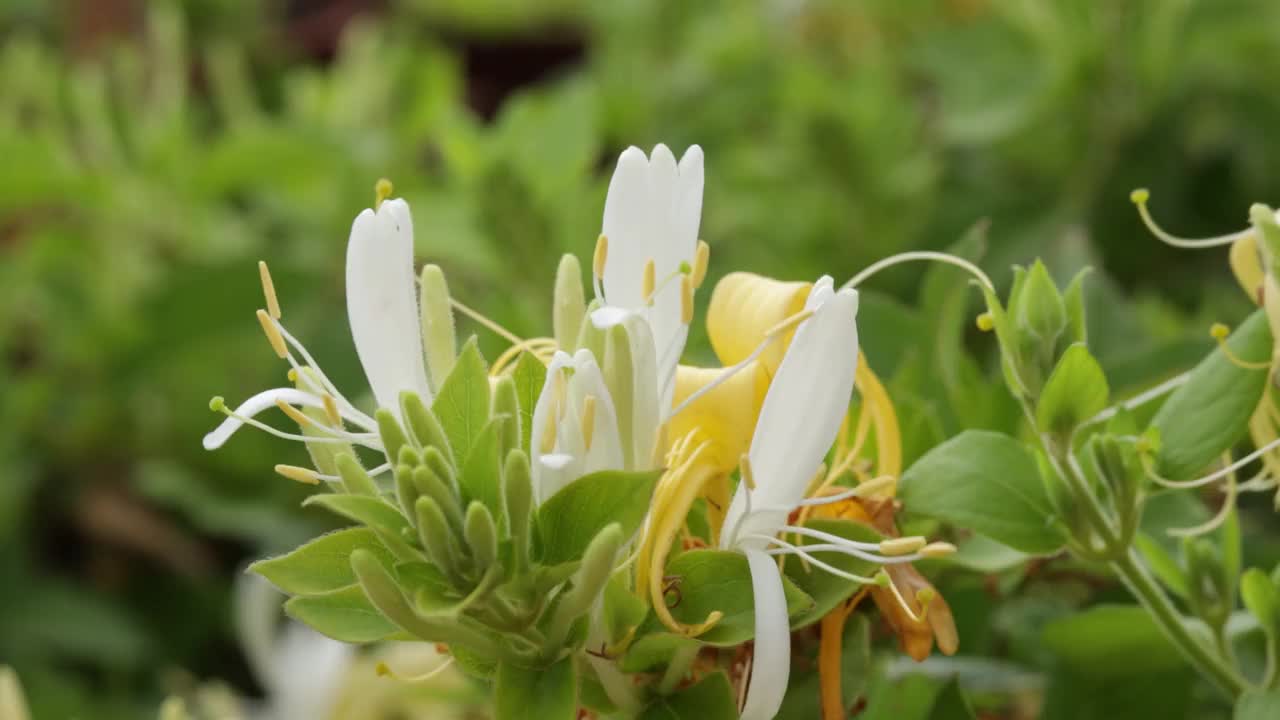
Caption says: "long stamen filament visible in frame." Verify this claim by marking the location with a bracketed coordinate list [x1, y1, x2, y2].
[746, 535, 882, 583]
[1085, 371, 1191, 427]
[1130, 189, 1253, 249]
[1147, 435, 1280, 489]
[1210, 323, 1273, 370]
[1168, 470, 1238, 538]
[213, 404, 380, 448]
[450, 298, 526, 347]
[375, 657, 456, 684]
[842, 251, 995, 292]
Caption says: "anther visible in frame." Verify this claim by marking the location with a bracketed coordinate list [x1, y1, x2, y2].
[257, 261, 282, 320]
[256, 309, 288, 359]
[740, 455, 757, 491]
[593, 234, 609, 278]
[879, 536, 927, 556]
[581, 395, 597, 451]
[642, 258, 657, 303]
[680, 275, 694, 324]
[1210, 323, 1230, 340]
[323, 395, 342, 426]
[919, 542, 957, 559]
[287, 368, 298, 382]
[976, 312, 994, 332]
[691, 240, 710, 289]
[374, 178, 393, 210]
[274, 464, 320, 485]
[209, 396, 226, 413]
[275, 398, 316, 428]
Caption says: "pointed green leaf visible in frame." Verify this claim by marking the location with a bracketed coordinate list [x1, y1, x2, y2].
[283, 584, 398, 643]
[460, 419, 504, 521]
[250, 527, 395, 596]
[662, 549, 814, 646]
[537, 468, 662, 565]
[1036, 343, 1108, 434]
[302, 494, 411, 538]
[432, 337, 491, 466]
[511, 351, 547, 455]
[926, 678, 977, 720]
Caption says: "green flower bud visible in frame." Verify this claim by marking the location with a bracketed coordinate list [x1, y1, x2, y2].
[397, 444, 422, 468]
[415, 497, 465, 585]
[491, 376, 521, 457]
[335, 453, 379, 496]
[413, 464, 464, 536]
[503, 449, 533, 573]
[400, 391, 453, 462]
[420, 264, 457, 392]
[1184, 537, 1231, 630]
[546, 523, 623, 650]
[395, 463, 420, 518]
[554, 253, 586, 351]
[1016, 260, 1067, 345]
[603, 324, 637, 468]
[423, 445, 458, 494]
[465, 501, 498, 571]
[375, 408, 411, 466]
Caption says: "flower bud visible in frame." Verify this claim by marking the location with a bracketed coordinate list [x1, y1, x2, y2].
[375, 408, 412, 467]
[503, 449, 533, 572]
[420, 264, 457, 392]
[1240, 567, 1279, 637]
[400, 391, 452, 462]
[415, 497, 465, 585]
[554, 253, 586, 351]
[423, 445, 458, 494]
[465, 501, 498, 571]
[413, 464, 464, 536]
[546, 523, 623, 649]
[491, 375, 521, 458]
[1016, 260, 1067, 346]
[335, 453, 379, 497]
[395, 463, 419, 517]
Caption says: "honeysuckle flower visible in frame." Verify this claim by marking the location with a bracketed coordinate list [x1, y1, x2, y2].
[590, 144, 707, 416]
[529, 349, 625, 504]
[203, 188, 454, 486]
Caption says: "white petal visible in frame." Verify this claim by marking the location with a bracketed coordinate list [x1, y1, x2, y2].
[530, 352, 574, 502]
[203, 388, 326, 450]
[740, 548, 791, 720]
[723, 286, 860, 547]
[271, 623, 353, 720]
[536, 453, 580, 504]
[590, 305, 635, 329]
[568, 350, 625, 475]
[345, 199, 432, 416]
[601, 147, 652, 311]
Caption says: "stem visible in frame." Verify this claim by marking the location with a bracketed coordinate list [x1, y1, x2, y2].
[1111, 549, 1248, 697]
[657, 642, 699, 695]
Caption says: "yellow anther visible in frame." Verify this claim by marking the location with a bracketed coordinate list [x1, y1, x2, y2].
[1210, 323, 1230, 340]
[593, 234, 609, 278]
[1129, 188, 1150, 205]
[642, 258, 657, 303]
[680, 275, 694, 324]
[540, 405, 559, 454]
[740, 455, 757, 491]
[274, 464, 320, 485]
[258, 261, 281, 320]
[919, 541, 957, 559]
[322, 395, 342, 426]
[1211, 323, 1271, 370]
[275, 398, 316, 428]
[691, 240, 710, 289]
[879, 536, 927, 557]
[374, 178, 394, 209]
[765, 309, 814, 338]
[581, 395, 597, 451]
[976, 312, 995, 332]
[256, 309, 288, 359]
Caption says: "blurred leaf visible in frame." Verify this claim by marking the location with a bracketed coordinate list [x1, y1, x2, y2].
[1041, 605, 1182, 676]
[640, 671, 738, 720]
[494, 656, 577, 720]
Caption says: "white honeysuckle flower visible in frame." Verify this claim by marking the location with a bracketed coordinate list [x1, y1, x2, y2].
[591, 144, 705, 415]
[529, 349, 625, 504]
[203, 195, 439, 474]
[715, 276, 872, 720]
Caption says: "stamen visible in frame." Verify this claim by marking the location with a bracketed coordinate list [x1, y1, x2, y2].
[257, 309, 288, 359]
[323, 395, 342, 426]
[749, 535, 882, 583]
[879, 570, 928, 624]
[258, 261, 282, 320]
[666, 328, 782, 421]
[680, 275, 694, 324]
[740, 455, 757, 491]
[581, 395, 597, 451]
[211, 403, 378, 448]
[449, 298, 526, 347]
[691, 240, 710, 289]
[1168, 471, 1237, 538]
[1085, 371, 1190, 427]
[374, 178, 393, 210]
[275, 398, 318, 428]
[375, 657, 456, 684]
[1146, 435, 1280, 489]
[287, 368, 298, 383]
[592, 234, 609, 302]
[274, 464, 320, 485]
[642, 259, 656, 304]
[919, 542, 957, 558]
[1210, 323, 1272, 370]
[879, 537, 927, 556]
[1130, 189, 1253, 249]
[842, 251, 995, 292]
[794, 476, 894, 507]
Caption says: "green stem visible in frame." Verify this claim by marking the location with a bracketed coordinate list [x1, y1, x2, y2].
[657, 643, 699, 695]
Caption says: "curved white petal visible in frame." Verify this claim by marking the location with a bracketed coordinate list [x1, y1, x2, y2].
[203, 388, 326, 450]
[346, 198, 432, 416]
[270, 622, 353, 720]
[723, 283, 860, 548]
[530, 352, 574, 502]
[568, 349, 625, 476]
[590, 305, 635, 329]
[740, 548, 790, 720]
[602, 147, 652, 311]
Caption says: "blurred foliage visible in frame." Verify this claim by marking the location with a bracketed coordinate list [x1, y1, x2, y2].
[3, 0, 1280, 717]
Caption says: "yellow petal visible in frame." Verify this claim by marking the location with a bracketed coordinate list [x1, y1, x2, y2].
[707, 272, 811, 375]
[668, 363, 768, 473]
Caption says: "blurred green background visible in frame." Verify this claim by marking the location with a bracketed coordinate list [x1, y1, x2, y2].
[3, 0, 1279, 717]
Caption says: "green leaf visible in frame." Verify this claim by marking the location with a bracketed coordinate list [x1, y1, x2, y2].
[250, 527, 395, 596]
[1150, 309, 1271, 481]
[1041, 605, 1182, 676]
[949, 534, 1028, 574]
[640, 672, 738, 720]
[619, 632, 699, 673]
[783, 519, 882, 627]
[460, 418, 503, 520]
[302, 494, 411, 538]
[1134, 533, 1189, 599]
[927, 678, 977, 720]
[537, 468, 662, 565]
[394, 561, 461, 613]
[1236, 688, 1280, 720]
[1240, 568, 1279, 635]
[604, 572, 649, 644]
[511, 351, 547, 455]
[494, 656, 577, 720]
[899, 430, 1065, 554]
[1036, 343, 1108, 434]
[432, 337, 491, 467]
[283, 584, 398, 643]
[663, 549, 814, 646]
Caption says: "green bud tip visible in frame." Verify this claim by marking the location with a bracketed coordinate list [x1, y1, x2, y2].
[1129, 188, 1150, 205]
[209, 396, 226, 412]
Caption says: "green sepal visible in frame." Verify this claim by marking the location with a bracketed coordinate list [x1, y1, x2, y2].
[432, 337, 491, 467]
[1036, 343, 1108, 435]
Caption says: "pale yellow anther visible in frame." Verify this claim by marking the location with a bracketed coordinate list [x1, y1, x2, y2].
[258, 261, 282, 320]
[275, 464, 320, 485]
[680, 275, 694, 324]
[1210, 322, 1271, 369]
[593, 234, 609, 278]
[374, 178, 394, 210]
[765, 309, 814, 339]
[1210, 322, 1231, 340]
[322, 395, 342, 426]
[919, 541, 957, 559]
[256, 309, 288, 359]
[275, 398, 316, 428]
[976, 312, 995, 332]
[740, 455, 757, 491]
[691, 240, 710, 289]
[879, 536, 927, 556]
[581, 395, 597, 451]
[642, 258, 657, 303]
[540, 404, 559, 454]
